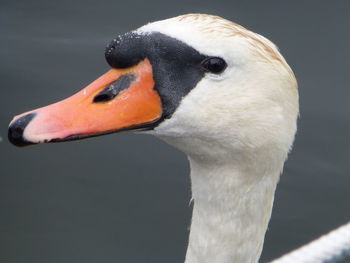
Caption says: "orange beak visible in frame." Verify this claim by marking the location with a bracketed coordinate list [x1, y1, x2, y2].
[8, 59, 162, 146]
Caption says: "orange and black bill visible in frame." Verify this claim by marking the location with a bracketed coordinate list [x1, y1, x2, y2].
[8, 59, 162, 146]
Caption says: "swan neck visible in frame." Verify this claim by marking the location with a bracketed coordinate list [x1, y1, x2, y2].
[185, 156, 280, 263]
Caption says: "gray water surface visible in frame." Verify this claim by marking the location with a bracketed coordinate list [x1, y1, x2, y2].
[1, 1, 349, 262]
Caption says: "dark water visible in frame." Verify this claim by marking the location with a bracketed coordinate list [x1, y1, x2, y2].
[1, 1, 349, 262]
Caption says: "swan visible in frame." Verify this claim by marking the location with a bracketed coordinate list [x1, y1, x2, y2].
[8, 14, 298, 263]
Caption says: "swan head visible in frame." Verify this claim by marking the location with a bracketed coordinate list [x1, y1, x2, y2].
[8, 14, 299, 263]
[8, 14, 298, 165]
[140, 15, 299, 162]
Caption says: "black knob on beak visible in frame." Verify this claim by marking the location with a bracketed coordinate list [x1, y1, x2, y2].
[8, 113, 36, 147]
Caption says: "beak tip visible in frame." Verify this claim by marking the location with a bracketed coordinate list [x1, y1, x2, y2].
[8, 113, 37, 147]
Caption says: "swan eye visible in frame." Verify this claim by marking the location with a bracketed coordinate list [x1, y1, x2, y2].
[201, 57, 227, 74]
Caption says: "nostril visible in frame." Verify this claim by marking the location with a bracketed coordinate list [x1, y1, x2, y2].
[8, 112, 36, 147]
[93, 73, 136, 103]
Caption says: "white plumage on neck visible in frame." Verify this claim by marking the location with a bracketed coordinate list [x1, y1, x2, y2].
[186, 156, 280, 263]
[158, 131, 288, 263]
